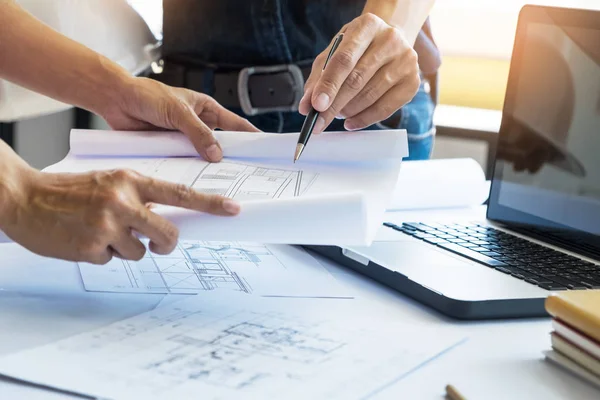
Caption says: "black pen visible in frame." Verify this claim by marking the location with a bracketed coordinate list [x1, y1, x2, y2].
[294, 33, 344, 162]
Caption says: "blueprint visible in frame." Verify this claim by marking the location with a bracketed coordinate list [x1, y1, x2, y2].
[30, 129, 408, 246]
[0, 294, 465, 400]
[191, 162, 319, 200]
[78, 241, 349, 298]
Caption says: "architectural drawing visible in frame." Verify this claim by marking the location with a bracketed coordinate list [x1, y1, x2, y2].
[79, 241, 287, 294]
[191, 162, 319, 201]
[139, 313, 346, 391]
[0, 295, 464, 400]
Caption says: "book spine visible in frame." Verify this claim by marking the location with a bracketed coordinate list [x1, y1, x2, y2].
[546, 296, 600, 343]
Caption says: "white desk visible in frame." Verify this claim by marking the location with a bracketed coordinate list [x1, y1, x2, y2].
[0, 207, 598, 399]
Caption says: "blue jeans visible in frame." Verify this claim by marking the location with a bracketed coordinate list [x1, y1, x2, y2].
[164, 0, 436, 160]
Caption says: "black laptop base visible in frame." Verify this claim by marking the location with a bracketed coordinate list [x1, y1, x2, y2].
[305, 245, 548, 320]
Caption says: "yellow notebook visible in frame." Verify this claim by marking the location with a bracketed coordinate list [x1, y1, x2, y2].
[546, 291, 600, 343]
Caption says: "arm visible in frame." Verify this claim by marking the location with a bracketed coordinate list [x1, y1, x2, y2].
[0, 0, 127, 116]
[0, 1, 251, 263]
[0, 0, 258, 161]
[0, 138, 241, 264]
[299, 0, 436, 132]
[363, 0, 436, 45]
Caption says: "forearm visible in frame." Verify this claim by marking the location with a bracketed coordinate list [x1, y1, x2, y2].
[0, 0, 131, 116]
[363, 0, 436, 44]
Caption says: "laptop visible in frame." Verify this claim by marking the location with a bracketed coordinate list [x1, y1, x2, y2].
[306, 5, 600, 320]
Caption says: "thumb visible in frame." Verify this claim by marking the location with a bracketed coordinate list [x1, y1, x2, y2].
[172, 103, 223, 162]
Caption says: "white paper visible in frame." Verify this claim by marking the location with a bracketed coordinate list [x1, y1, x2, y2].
[0, 243, 164, 356]
[0, 294, 465, 400]
[69, 129, 406, 162]
[389, 158, 490, 210]
[78, 241, 350, 298]
[36, 129, 406, 246]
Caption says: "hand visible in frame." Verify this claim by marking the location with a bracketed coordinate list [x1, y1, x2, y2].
[1, 167, 240, 264]
[299, 13, 420, 133]
[102, 77, 260, 162]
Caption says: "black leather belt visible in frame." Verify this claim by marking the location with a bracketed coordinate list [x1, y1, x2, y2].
[155, 61, 312, 116]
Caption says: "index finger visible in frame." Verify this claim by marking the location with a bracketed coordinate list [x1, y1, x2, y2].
[138, 177, 241, 216]
[311, 28, 374, 112]
[201, 101, 261, 132]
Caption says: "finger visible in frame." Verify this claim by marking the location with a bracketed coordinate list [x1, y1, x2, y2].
[298, 85, 314, 116]
[86, 247, 113, 265]
[339, 55, 419, 120]
[168, 98, 223, 162]
[148, 240, 176, 256]
[312, 37, 400, 132]
[299, 56, 325, 115]
[110, 230, 146, 261]
[195, 97, 261, 132]
[311, 17, 379, 112]
[343, 86, 416, 131]
[127, 207, 179, 255]
[137, 177, 241, 216]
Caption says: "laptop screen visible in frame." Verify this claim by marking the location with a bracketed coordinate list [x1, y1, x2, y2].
[487, 7, 600, 247]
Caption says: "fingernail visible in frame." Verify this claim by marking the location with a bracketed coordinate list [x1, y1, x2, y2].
[335, 114, 345, 120]
[313, 116, 325, 133]
[223, 199, 241, 214]
[206, 144, 222, 162]
[344, 120, 359, 131]
[314, 93, 330, 111]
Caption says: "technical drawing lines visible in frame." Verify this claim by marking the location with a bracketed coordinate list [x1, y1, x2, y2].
[138, 312, 347, 391]
[190, 162, 319, 201]
[79, 241, 306, 294]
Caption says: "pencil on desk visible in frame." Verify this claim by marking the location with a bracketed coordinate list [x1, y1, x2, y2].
[445, 384, 467, 400]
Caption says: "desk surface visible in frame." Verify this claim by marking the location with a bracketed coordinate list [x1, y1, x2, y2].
[0, 207, 598, 400]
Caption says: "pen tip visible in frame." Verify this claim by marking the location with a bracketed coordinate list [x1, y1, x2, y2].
[294, 143, 304, 163]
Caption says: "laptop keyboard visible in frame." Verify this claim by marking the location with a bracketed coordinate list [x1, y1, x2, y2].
[384, 222, 600, 291]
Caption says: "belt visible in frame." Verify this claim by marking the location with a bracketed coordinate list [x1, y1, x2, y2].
[155, 61, 311, 116]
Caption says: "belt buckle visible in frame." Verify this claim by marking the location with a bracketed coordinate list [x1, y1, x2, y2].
[237, 64, 305, 116]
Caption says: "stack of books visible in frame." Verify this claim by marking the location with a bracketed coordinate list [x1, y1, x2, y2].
[545, 291, 600, 389]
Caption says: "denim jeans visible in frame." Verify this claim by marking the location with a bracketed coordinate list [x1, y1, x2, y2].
[164, 0, 436, 160]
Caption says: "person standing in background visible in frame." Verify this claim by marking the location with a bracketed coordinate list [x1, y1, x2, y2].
[159, 0, 441, 160]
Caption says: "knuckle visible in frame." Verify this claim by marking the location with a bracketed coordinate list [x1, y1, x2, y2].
[383, 71, 397, 86]
[174, 184, 193, 205]
[333, 49, 355, 70]
[163, 97, 186, 126]
[379, 103, 396, 119]
[361, 12, 381, 26]
[133, 207, 151, 225]
[363, 86, 380, 104]
[97, 189, 122, 209]
[207, 194, 224, 212]
[386, 27, 406, 45]
[406, 48, 419, 64]
[111, 168, 139, 183]
[345, 68, 366, 91]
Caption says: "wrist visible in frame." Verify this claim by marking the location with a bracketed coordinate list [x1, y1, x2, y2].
[86, 56, 135, 119]
[0, 150, 37, 232]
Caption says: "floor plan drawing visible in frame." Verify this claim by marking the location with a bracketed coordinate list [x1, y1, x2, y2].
[78, 241, 346, 298]
[0, 295, 465, 400]
[78, 241, 289, 294]
[191, 162, 319, 201]
[137, 313, 346, 391]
